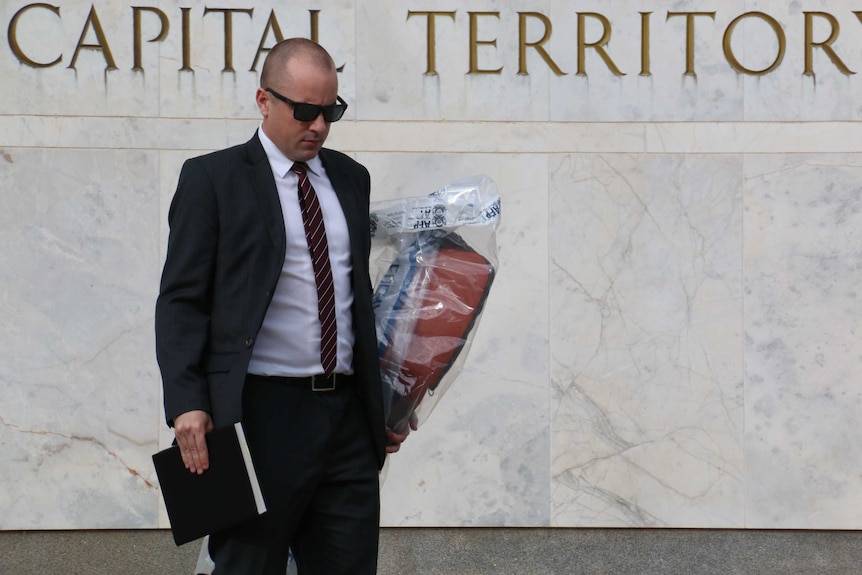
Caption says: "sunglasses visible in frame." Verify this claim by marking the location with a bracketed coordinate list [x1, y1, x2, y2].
[265, 88, 348, 122]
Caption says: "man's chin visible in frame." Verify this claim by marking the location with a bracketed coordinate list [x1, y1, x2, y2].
[297, 143, 322, 160]
[289, 148, 321, 162]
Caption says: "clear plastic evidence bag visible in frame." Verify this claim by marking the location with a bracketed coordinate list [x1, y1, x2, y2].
[370, 176, 501, 434]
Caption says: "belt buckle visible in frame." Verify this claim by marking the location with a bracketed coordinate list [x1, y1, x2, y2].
[311, 373, 336, 392]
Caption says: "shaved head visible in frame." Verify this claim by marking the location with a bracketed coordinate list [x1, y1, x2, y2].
[255, 37, 340, 162]
[260, 38, 336, 90]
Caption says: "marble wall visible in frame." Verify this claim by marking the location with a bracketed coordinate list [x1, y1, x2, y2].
[1, 0, 862, 531]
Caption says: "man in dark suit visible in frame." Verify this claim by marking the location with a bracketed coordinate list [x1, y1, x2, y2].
[155, 38, 408, 575]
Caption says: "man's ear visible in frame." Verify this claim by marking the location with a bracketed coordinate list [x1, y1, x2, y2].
[255, 88, 269, 118]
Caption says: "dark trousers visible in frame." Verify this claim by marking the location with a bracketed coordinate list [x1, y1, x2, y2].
[210, 375, 380, 575]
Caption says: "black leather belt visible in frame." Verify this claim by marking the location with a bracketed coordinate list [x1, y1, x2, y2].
[246, 372, 351, 392]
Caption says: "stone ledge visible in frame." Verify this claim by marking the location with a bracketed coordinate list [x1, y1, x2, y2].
[2, 528, 861, 575]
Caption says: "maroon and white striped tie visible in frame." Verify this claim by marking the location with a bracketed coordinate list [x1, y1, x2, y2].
[291, 162, 338, 375]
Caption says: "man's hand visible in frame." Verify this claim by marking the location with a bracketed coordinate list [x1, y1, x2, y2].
[173, 410, 214, 474]
[385, 413, 419, 454]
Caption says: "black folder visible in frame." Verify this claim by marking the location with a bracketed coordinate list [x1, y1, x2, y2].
[152, 422, 267, 546]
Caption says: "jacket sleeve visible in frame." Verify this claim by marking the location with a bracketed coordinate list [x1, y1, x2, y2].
[155, 157, 219, 426]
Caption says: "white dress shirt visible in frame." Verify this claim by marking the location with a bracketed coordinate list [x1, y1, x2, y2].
[247, 127, 355, 376]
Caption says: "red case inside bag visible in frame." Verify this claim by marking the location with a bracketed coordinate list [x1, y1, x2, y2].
[383, 235, 495, 432]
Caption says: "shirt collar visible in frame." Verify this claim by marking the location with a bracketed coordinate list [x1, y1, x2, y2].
[257, 125, 323, 178]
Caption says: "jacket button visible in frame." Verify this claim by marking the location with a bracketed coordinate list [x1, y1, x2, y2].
[245, 337, 254, 348]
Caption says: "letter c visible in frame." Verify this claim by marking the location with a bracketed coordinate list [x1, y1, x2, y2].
[8, 3, 62, 68]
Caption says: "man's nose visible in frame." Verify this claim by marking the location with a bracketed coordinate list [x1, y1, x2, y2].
[309, 111, 328, 132]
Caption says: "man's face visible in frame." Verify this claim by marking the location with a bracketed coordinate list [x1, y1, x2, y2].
[256, 57, 338, 162]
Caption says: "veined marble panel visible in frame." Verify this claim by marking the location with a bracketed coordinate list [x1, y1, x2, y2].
[0, 115, 646, 155]
[332, 122, 646, 155]
[1, 1, 161, 117]
[0, 148, 162, 528]
[0, 116, 258, 151]
[4, 0, 862, 534]
[740, 0, 862, 121]
[549, 154, 744, 527]
[548, 0, 747, 122]
[155, 0, 357, 119]
[0, 0, 355, 120]
[363, 153, 550, 526]
[549, 0, 862, 121]
[5, 1, 862, 121]
[356, 0, 552, 122]
[744, 154, 862, 529]
[13, 114, 862, 157]
[645, 123, 862, 155]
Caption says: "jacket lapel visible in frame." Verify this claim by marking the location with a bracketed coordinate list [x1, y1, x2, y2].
[245, 132, 286, 253]
[319, 149, 360, 244]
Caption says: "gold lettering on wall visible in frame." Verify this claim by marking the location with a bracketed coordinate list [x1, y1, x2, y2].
[8, 3, 62, 68]
[723, 12, 785, 76]
[407, 10, 456, 75]
[306, 11, 344, 72]
[309, 9, 320, 43]
[203, 7, 254, 72]
[468, 11, 503, 74]
[7, 5, 862, 82]
[69, 5, 117, 70]
[132, 6, 168, 71]
[804, 11, 855, 76]
[640, 12, 651, 76]
[250, 9, 284, 71]
[517, 12, 565, 76]
[577, 12, 624, 76]
[666, 12, 716, 76]
[180, 7, 192, 71]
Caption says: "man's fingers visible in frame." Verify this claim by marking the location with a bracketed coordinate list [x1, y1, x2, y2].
[385, 429, 409, 455]
[174, 410, 213, 474]
[388, 430, 408, 443]
[191, 428, 210, 473]
[177, 429, 207, 474]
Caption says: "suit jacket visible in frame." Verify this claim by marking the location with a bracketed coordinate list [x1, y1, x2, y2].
[155, 132, 386, 468]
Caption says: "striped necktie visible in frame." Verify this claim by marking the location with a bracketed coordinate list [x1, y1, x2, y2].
[291, 162, 338, 375]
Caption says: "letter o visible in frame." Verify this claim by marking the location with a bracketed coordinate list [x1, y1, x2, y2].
[723, 11, 785, 75]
